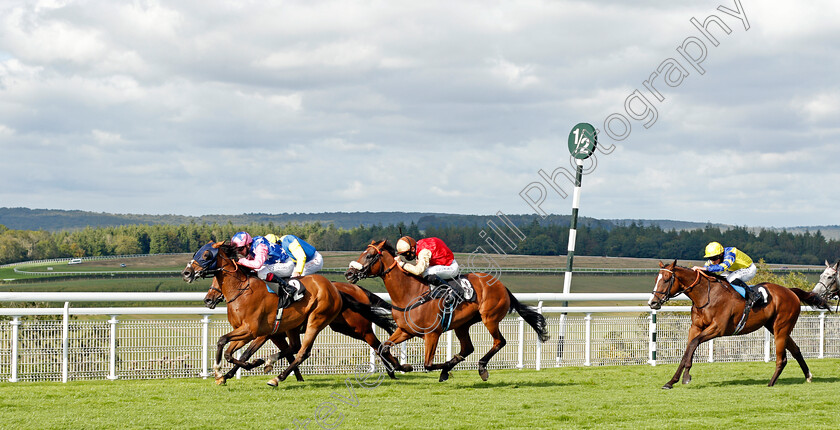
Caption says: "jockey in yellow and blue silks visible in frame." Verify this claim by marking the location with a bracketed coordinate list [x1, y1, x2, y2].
[692, 241, 760, 306]
[276, 234, 324, 278]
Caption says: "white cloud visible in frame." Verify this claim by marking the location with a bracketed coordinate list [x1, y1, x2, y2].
[0, 0, 837, 225]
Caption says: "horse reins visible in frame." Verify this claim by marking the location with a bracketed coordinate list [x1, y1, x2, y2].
[210, 248, 253, 304]
[654, 268, 713, 309]
[356, 242, 437, 313]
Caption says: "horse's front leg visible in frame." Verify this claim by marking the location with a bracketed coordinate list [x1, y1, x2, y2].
[214, 327, 252, 384]
[664, 324, 719, 389]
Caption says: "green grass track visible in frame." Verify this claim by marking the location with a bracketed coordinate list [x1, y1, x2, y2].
[1, 359, 838, 429]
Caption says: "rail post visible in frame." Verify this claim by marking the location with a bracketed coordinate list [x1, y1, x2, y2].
[535, 301, 543, 371]
[708, 339, 714, 363]
[648, 310, 656, 366]
[446, 330, 453, 359]
[201, 315, 211, 378]
[107, 315, 119, 380]
[9, 316, 20, 382]
[62, 301, 69, 383]
[819, 312, 826, 359]
[584, 313, 592, 366]
[517, 316, 525, 369]
[764, 329, 772, 362]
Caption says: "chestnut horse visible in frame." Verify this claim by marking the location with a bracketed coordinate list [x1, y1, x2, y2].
[182, 241, 346, 386]
[649, 260, 830, 389]
[345, 239, 549, 382]
[199, 277, 400, 382]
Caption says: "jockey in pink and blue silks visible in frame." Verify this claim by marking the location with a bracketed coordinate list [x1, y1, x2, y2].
[230, 231, 302, 304]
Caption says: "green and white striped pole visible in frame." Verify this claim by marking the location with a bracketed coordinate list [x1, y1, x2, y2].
[557, 123, 597, 364]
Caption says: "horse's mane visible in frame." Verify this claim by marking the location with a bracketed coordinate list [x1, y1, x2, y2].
[378, 239, 396, 255]
[216, 242, 238, 259]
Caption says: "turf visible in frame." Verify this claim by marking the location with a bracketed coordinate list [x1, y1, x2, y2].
[1, 359, 838, 429]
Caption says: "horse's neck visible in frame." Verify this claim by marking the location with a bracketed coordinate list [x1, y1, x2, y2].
[380, 253, 428, 307]
[218, 260, 249, 296]
[676, 268, 711, 303]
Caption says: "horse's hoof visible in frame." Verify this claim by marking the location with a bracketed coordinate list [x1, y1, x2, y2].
[387, 371, 397, 380]
[662, 384, 672, 390]
[807, 372, 813, 383]
[267, 377, 279, 387]
[478, 368, 489, 381]
[682, 375, 691, 384]
[439, 371, 450, 382]
[251, 359, 265, 367]
[264, 364, 274, 374]
[402, 364, 414, 373]
[214, 377, 227, 386]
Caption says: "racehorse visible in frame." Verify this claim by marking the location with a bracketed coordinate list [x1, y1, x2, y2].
[812, 260, 840, 302]
[200, 276, 400, 382]
[182, 241, 391, 386]
[648, 260, 830, 389]
[344, 239, 549, 382]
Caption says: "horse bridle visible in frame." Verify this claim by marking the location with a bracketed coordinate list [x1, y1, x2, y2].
[652, 269, 712, 309]
[205, 248, 252, 304]
[815, 268, 839, 300]
[351, 242, 400, 280]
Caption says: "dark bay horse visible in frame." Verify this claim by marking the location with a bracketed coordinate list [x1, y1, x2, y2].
[200, 276, 400, 382]
[649, 260, 830, 389]
[344, 240, 549, 382]
[182, 242, 347, 386]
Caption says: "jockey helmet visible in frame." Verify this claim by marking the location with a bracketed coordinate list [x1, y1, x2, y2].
[396, 236, 417, 256]
[231, 232, 253, 249]
[704, 242, 725, 259]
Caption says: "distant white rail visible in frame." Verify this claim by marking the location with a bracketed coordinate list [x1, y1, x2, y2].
[0, 292, 836, 383]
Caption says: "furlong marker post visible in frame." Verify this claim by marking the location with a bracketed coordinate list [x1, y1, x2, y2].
[557, 123, 597, 363]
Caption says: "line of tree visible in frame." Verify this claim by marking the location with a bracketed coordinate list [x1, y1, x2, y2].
[1, 221, 838, 266]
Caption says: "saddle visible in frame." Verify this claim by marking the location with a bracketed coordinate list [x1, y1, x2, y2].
[731, 284, 769, 307]
[729, 283, 768, 335]
[428, 276, 476, 332]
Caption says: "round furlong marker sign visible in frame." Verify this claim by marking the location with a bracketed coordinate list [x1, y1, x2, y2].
[568, 122, 597, 160]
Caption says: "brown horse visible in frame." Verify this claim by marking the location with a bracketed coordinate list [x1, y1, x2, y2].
[199, 276, 400, 382]
[182, 241, 346, 386]
[345, 239, 549, 382]
[648, 260, 830, 389]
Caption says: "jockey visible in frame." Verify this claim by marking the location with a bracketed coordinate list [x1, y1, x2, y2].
[692, 241, 760, 307]
[275, 234, 324, 278]
[230, 232, 300, 306]
[394, 236, 463, 298]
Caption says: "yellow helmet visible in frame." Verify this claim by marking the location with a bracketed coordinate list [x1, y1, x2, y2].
[704, 242, 724, 258]
[264, 234, 281, 244]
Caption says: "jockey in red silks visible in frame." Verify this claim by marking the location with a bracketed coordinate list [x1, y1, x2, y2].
[394, 236, 463, 297]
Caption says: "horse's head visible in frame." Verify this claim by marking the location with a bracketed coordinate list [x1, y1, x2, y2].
[182, 242, 224, 283]
[649, 260, 680, 310]
[344, 239, 395, 284]
[813, 260, 840, 299]
[204, 277, 225, 309]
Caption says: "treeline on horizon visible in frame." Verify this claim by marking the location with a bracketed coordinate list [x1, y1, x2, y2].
[1, 220, 839, 266]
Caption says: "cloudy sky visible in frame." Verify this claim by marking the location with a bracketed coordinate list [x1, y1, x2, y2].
[1, 0, 838, 227]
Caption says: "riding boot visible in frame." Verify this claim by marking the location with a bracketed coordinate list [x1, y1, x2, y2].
[732, 279, 759, 308]
[266, 274, 295, 308]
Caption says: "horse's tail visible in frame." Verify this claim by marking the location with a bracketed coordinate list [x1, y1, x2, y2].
[790, 287, 832, 312]
[357, 286, 393, 312]
[506, 289, 550, 342]
[338, 291, 398, 334]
